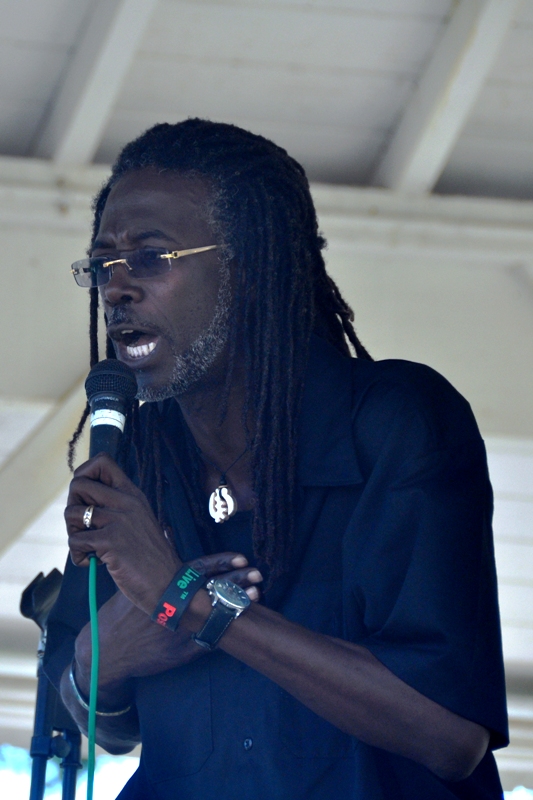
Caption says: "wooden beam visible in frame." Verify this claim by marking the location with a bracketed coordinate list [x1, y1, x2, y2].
[373, 0, 521, 194]
[34, 0, 158, 165]
[0, 380, 87, 558]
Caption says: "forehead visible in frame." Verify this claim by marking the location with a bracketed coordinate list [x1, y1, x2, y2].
[97, 169, 213, 241]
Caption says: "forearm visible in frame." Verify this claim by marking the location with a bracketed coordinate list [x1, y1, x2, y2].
[59, 661, 140, 754]
[184, 594, 489, 781]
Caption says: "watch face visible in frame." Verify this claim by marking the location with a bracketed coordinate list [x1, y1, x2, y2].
[212, 578, 251, 611]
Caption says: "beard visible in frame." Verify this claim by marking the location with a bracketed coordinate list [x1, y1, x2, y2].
[135, 263, 232, 403]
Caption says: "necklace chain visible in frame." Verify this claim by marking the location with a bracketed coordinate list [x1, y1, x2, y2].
[197, 445, 248, 484]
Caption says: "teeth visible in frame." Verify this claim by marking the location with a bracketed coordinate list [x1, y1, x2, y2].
[126, 341, 156, 358]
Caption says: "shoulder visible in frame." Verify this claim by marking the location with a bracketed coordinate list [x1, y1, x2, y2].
[352, 357, 475, 426]
[348, 357, 484, 469]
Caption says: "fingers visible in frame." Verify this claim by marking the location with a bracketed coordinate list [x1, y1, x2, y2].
[224, 567, 263, 601]
[65, 497, 138, 534]
[222, 567, 263, 588]
[73, 452, 131, 486]
[188, 552, 250, 577]
[186, 553, 263, 600]
[68, 453, 139, 504]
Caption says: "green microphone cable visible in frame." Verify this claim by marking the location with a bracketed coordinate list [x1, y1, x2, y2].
[83, 358, 137, 799]
[87, 555, 99, 800]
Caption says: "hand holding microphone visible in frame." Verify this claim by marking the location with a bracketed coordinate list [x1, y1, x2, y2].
[64, 359, 182, 613]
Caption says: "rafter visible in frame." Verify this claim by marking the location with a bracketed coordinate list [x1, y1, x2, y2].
[373, 0, 521, 194]
[34, 0, 158, 165]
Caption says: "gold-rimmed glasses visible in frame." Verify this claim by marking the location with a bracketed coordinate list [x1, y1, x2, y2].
[71, 245, 218, 288]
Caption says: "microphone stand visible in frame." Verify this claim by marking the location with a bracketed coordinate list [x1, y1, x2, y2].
[21, 570, 83, 800]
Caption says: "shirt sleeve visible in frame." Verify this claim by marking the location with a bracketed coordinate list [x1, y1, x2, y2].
[343, 361, 508, 749]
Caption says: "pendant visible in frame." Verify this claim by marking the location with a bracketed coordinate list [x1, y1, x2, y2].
[208, 483, 237, 523]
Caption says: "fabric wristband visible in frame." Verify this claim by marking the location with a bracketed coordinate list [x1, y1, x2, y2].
[69, 661, 131, 717]
[151, 564, 206, 631]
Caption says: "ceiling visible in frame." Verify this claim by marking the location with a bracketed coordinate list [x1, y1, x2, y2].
[0, 0, 532, 197]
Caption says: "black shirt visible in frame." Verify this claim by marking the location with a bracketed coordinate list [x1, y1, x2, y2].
[44, 336, 508, 799]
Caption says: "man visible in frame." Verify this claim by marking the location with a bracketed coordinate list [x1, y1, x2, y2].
[44, 119, 507, 799]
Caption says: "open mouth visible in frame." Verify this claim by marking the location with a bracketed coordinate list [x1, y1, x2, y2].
[110, 327, 160, 360]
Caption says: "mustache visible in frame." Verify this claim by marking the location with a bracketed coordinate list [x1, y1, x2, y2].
[105, 307, 164, 335]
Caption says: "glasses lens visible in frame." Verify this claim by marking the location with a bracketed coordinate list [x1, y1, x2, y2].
[71, 249, 171, 287]
[71, 258, 107, 288]
[126, 248, 170, 278]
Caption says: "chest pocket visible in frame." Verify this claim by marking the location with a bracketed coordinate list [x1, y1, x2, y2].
[135, 659, 213, 780]
[278, 578, 358, 758]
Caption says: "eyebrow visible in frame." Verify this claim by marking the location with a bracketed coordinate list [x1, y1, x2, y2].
[92, 229, 175, 250]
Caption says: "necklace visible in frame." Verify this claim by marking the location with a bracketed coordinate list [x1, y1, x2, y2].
[199, 446, 248, 524]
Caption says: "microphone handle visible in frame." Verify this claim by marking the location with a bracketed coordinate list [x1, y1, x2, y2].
[89, 425, 123, 460]
[88, 395, 127, 460]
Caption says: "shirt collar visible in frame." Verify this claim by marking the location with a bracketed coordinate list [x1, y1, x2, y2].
[297, 335, 363, 486]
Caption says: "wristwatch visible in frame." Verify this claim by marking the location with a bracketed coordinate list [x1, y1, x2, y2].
[192, 577, 251, 650]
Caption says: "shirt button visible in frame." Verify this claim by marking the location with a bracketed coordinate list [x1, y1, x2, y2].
[243, 738, 253, 751]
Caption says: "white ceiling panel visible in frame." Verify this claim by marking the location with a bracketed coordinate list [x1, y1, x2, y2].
[520, 0, 533, 23]
[461, 83, 533, 141]
[0, 0, 94, 46]
[0, 43, 68, 104]
[0, 102, 46, 156]
[191, 0, 452, 16]
[142, 1, 444, 74]
[115, 59, 412, 127]
[486, 17, 533, 79]
[436, 135, 533, 199]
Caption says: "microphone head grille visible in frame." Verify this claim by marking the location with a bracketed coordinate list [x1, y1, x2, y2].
[85, 359, 138, 404]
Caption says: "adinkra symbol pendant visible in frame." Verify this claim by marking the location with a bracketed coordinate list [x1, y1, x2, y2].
[208, 483, 237, 523]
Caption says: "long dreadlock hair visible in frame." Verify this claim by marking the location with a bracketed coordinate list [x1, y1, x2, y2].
[69, 119, 372, 581]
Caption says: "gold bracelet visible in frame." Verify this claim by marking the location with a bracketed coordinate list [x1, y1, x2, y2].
[69, 662, 132, 717]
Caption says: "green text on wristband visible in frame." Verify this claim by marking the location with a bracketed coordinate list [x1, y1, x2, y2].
[151, 565, 205, 630]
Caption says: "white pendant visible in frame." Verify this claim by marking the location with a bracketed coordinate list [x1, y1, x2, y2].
[208, 484, 237, 523]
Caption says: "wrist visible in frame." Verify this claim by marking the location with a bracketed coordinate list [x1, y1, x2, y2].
[179, 588, 213, 633]
[150, 563, 206, 630]
[73, 647, 133, 707]
[190, 578, 252, 651]
[70, 660, 133, 716]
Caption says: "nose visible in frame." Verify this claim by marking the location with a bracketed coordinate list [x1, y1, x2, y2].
[101, 261, 144, 307]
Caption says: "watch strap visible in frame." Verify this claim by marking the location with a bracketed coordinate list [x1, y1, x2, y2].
[192, 603, 237, 650]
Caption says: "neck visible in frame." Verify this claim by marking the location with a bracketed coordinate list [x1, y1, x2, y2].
[177, 375, 248, 466]
[175, 368, 255, 510]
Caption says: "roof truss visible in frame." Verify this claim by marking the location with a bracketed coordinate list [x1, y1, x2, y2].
[34, 0, 158, 165]
[373, 0, 521, 193]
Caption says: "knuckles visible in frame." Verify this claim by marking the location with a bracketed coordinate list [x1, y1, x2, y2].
[73, 451, 117, 477]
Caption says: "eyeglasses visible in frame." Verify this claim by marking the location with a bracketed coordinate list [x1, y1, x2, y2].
[71, 245, 218, 288]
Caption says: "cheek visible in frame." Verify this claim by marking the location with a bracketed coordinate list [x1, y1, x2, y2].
[150, 272, 221, 335]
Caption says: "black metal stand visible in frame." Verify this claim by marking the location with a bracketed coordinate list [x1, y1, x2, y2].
[21, 570, 83, 800]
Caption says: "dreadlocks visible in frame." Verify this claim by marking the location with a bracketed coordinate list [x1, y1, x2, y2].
[68, 118, 372, 581]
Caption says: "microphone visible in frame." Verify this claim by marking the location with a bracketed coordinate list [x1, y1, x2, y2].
[85, 359, 137, 459]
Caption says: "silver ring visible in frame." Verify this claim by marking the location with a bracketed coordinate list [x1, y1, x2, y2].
[83, 505, 95, 529]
